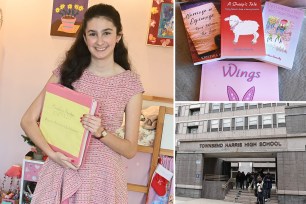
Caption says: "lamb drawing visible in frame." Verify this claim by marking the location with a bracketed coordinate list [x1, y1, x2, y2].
[224, 15, 259, 44]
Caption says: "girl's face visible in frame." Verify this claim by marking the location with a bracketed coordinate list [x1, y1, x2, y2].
[84, 17, 121, 61]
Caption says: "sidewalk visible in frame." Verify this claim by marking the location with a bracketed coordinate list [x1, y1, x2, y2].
[175, 197, 234, 204]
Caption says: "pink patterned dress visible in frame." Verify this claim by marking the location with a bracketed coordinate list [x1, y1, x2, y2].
[31, 68, 144, 204]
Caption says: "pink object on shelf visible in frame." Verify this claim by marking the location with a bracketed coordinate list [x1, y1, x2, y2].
[23, 161, 43, 182]
[5, 165, 22, 178]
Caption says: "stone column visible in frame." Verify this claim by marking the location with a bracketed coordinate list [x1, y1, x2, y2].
[277, 152, 306, 204]
[175, 153, 204, 198]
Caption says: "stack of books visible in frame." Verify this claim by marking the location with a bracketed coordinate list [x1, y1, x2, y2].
[179, 0, 304, 101]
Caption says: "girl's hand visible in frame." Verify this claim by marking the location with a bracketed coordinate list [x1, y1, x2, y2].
[49, 151, 78, 170]
[81, 114, 102, 137]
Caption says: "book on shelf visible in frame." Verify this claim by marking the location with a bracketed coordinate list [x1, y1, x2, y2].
[221, 0, 266, 58]
[258, 2, 304, 69]
[179, 1, 222, 65]
[40, 83, 98, 168]
[199, 61, 279, 101]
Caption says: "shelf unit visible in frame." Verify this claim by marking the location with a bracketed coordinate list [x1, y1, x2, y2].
[19, 159, 44, 204]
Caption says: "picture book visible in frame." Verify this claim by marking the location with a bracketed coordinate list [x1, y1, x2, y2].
[221, 0, 266, 58]
[258, 2, 304, 69]
[200, 61, 279, 101]
[40, 83, 97, 168]
[180, 1, 222, 65]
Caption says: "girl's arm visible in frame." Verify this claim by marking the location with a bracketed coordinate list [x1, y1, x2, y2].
[81, 93, 142, 159]
[20, 74, 77, 170]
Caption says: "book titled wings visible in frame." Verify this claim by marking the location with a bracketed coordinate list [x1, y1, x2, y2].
[200, 61, 279, 101]
[258, 2, 304, 69]
[40, 83, 97, 168]
[221, 0, 265, 58]
[179, 1, 222, 65]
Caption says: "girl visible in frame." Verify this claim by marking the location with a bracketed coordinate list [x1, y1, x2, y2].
[257, 176, 264, 204]
[21, 4, 143, 204]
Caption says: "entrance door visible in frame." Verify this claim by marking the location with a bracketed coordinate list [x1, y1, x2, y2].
[239, 162, 252, 173]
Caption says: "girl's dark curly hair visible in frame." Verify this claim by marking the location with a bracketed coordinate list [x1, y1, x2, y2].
[60, 4, 131, 89]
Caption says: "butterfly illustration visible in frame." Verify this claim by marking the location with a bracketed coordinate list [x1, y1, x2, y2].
[227, 86, 255, 101]
[149, 34, 156, 43]
[154, 0, 165, 5]
[160, 39, 171, 47]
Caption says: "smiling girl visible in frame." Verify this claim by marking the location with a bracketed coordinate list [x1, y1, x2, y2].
[21, 4, 143, 204]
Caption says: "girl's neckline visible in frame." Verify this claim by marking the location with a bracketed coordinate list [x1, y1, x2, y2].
[85, 69, 130, 79]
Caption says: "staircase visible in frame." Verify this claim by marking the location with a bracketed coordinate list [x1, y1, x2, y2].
[224, 189, 278, 204]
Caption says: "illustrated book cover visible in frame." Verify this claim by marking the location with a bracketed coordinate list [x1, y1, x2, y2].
[199, 61, 279, 101]
[221, 0, 266, 58]
[258, 2, 304, 69]
[180, 1, 222, 65]
[40, 83, 98, 168]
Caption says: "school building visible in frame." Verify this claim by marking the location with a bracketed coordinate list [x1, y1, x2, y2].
[175, 103, 306, 204]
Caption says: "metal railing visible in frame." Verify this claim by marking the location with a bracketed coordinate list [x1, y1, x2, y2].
[222, 177, 235, 189]
[204, 174, 229, 181]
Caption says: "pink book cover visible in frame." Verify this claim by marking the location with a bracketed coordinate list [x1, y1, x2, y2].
[258, 2, 304, 69]
[40, 83, 97, 168]
[221, 0, 266, 58]
[200, 61, 279, 101]
[180, 1, 222, 65]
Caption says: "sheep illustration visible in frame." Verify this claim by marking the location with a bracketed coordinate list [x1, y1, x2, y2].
[224, 15, 260, 44]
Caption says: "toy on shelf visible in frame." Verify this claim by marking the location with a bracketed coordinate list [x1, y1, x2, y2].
[22, 182, 36, 204]
[0, 165, 22, 203]
[21, 135, 46, 161]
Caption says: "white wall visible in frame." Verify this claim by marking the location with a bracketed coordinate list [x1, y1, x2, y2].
[0, 0, 173, 181]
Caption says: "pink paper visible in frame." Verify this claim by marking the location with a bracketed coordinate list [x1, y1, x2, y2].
[200, 61, 279, 101]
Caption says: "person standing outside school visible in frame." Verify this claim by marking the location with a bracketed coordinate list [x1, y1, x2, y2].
[264, 173, 273, 202]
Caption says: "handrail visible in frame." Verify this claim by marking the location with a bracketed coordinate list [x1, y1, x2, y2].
[248, 179, 255, 192]
[205, 174, 228, 181]
[222, 178, 235, 189]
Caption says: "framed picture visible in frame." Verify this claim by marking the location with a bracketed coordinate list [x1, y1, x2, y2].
[147, 0, 174, 47]
[1, 198, 15, 204]
[0, 8, 3, 31]
[50, 0, 88, 37]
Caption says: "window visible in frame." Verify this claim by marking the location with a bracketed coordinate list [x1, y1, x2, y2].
[223, 118, 231, 131]
[223, 103, 232, 111]
[263, 115, 272, 128]
[190, 108, 200, 116]
[249, 116, 258, 129]
[187, 126, 198, 134]
[176, 139, 180, 147]
[175, 107, 179, 117]
[277, 114, 286, 127]
[212, 103, 220, 112]
[263, 103, 271, 108]
[236, 103, 244, 110]
[249, 103, 258, 109]
[211, 119, 219, 132]
[175, 123, 180, 134]
[235, 117, 244, 130]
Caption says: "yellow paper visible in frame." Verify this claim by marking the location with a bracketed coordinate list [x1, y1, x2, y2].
[40, 92, 89, 157]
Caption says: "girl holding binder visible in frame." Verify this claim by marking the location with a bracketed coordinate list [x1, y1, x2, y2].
[21, 4, 143, 204]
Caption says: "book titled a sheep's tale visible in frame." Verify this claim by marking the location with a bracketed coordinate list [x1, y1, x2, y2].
[221, 0, 265, 58]
[40, 83, 97, 168]
[258, 2, 304, 69]
[180, 1, 222, 65]
[200, 61, 279, 101]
